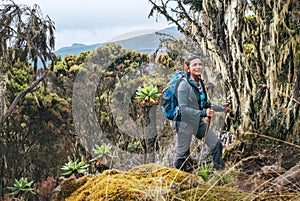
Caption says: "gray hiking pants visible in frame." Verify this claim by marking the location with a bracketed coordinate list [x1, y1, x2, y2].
[173, 120, 224, 171]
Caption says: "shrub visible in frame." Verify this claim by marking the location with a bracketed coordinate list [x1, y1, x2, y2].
[90, 144, 114, 173]
[89, 143, 113, 162]
[61, 159, 90, 177]
[7, 177, 36, 199]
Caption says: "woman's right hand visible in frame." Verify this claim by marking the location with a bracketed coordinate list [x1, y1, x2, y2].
[206, 108, 214, 117]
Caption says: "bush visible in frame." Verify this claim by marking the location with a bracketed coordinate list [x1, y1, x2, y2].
[61, 159, 90, 177]
[7, 177, 36, 199]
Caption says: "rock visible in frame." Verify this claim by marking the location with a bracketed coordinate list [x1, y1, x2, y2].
[274, 162, 300, 190]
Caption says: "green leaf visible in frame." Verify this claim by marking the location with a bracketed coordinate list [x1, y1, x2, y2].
[61, 170, 73, 176]
[7, 186, 17, 191]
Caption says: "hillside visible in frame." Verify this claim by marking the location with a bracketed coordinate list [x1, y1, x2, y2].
[55, 26, 182, 58]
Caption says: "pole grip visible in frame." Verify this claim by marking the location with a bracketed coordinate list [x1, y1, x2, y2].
[203, 106, 212, 141]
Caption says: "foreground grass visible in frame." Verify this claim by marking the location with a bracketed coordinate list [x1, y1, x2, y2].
[53, 163, 263, 201]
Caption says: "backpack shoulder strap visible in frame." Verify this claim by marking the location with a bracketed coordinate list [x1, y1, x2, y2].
[174, 76, 187, 91]
[173, 76, 191, 101]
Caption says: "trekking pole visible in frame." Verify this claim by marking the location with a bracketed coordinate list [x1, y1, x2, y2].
[196, 107, 212, 175]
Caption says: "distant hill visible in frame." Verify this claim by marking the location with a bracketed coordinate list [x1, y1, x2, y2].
[55, 26, 182, 58]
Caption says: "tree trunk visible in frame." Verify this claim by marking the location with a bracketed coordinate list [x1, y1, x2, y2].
[0, 75, 6, 125]
[149, 0, 299, 141]
[212, 0, 300, 141]
[141, 106, 157, 164]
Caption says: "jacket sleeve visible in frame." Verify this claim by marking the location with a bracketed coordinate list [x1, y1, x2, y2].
[212, 104, 226, 112]
[177, 79, 207, 122]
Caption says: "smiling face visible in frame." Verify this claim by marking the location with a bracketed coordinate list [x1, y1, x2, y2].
[188, 58, 203, 78]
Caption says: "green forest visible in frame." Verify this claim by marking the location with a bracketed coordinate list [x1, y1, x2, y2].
[0, 0, 299, 200]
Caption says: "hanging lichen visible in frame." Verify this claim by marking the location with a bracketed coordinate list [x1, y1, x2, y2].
[149, 0, 299, 141]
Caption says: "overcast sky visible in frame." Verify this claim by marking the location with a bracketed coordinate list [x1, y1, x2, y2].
[12, 0, 171, 50]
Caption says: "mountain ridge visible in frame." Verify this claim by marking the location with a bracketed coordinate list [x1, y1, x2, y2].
[55, 26, 181, 58]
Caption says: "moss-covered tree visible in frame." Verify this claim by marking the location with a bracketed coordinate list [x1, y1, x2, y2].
[148, 0, 299, 171]
[149, 0, 299, 140]
[150, 0, 300, 142]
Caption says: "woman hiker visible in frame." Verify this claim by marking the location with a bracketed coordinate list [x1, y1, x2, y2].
[173, 56, 231, 172]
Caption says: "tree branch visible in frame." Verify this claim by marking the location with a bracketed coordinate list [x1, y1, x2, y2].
[0, 70, 48, 124]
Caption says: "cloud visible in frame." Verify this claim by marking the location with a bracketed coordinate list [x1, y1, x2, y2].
[47, 1, 155, 29]
[12, 0, 169, 49]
